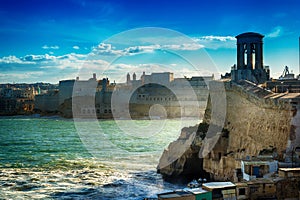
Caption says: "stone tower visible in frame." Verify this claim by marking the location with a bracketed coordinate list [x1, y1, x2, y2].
[126, 73, 131, 85]
[231, 32, 270, 84]
[133, 72, 136, 81]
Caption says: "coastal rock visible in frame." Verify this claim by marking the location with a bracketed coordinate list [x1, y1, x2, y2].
[157, 124, 206, 181]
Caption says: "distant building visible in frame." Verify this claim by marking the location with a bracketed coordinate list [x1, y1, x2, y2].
[265, 66, 300, 93]
[0, 86, 37, 115]
[34, 73, 114, 118]
[125, 72, 213, 118]
[34, 71, 213, 118]
[34, 90, 59, 112]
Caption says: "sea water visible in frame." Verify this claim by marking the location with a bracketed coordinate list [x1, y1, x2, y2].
[0, 116, 198, 199]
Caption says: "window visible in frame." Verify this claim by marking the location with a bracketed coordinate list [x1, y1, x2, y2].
[239, 188, 246, 195]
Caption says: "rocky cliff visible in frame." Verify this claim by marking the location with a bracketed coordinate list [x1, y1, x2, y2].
[158, 80, 300, 181]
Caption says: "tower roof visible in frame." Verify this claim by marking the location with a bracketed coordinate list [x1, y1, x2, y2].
[235, 32, 264, 39]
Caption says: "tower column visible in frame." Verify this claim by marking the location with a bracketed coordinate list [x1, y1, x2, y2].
[255, 42, 263, 69]
[246, 43, 253, 69]
[237, 43, 245, 69]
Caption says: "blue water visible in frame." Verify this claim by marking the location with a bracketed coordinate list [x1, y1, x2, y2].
[0, 116, 196, 199]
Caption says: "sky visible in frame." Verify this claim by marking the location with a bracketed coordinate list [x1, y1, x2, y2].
[0, 0, 300, 83]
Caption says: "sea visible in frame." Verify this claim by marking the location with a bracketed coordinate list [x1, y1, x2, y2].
[0, 116, 199, 199]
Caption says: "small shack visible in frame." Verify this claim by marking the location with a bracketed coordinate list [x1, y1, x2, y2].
[247, 179, 276, 200]
[184, 188, 212, 200]
[158, 190, 194, 200]
[235, 182, 248, 200]
[278, 167, 300, 178]
[202, 182, 236, 200]
[241, 160, 278, 181]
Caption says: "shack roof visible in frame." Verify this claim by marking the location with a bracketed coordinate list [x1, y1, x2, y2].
[184, 187, 210, 194]
[158, 191, 193, 198]
[202, 182, 235, 190]
[279, 168, 300, 172]
[242, 160, 277, 165]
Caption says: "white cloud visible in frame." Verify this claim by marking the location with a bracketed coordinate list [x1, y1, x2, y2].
[91, 42, 205, 57]
[42, 45, 59, 50]
[124, 44, 160, 55]
[73, 45, 80, 50]
[196, 36, 235, 42]
[266, 26, 283, 38]
[0, 55, 26, 64]
[91, 43, 123, 56]
[0, 52, 110, 83]
[193, 35, 236, 49]
[0, 38, 227, 83]
[21, 54, 56, 62]
[163, 43, 204, 51]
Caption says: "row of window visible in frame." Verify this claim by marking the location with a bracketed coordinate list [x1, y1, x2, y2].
[137, 95, 207, 101]
[81, 108, 112, 114]
[137, 95, 177, 101]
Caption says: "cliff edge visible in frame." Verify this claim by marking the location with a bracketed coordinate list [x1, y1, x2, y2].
[158, 80, 300, 181]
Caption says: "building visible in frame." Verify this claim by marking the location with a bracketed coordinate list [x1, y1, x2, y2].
[157, 188, 212, 200]
[0, 86, 37, 115]
[202, 182, 236, 200]
[158, 190, 194, 200]
[64, 75, 115, 118]
[241, 159, 278, 181]
[265, 66, 300, 93]
[34, 90, 59, 112]
[184, 188, 212, 200]
[34, 73, 115, 118]
[278, 167, 300, 178]
[34, 71, 212, 119]
[127, 72, 213, 118]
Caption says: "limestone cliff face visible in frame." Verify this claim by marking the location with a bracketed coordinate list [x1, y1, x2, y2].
[158, 80, 298, 181]
[157, 125, 205, 180]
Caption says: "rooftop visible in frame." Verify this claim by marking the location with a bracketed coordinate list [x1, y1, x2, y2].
[184, 187, 210, 194]
[236, 32, 264, 38]
[202, 182, 235, 189]
[279, 168, 300, 172]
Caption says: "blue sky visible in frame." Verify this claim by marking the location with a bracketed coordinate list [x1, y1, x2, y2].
[0, 0, 299, 83]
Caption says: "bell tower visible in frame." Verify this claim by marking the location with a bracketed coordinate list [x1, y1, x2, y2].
[232, 32, 269, 84]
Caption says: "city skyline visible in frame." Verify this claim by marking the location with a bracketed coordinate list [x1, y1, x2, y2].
[0, 0, 300, 83]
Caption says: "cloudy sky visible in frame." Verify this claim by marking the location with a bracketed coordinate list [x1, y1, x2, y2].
[0, 0, 299, 83]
